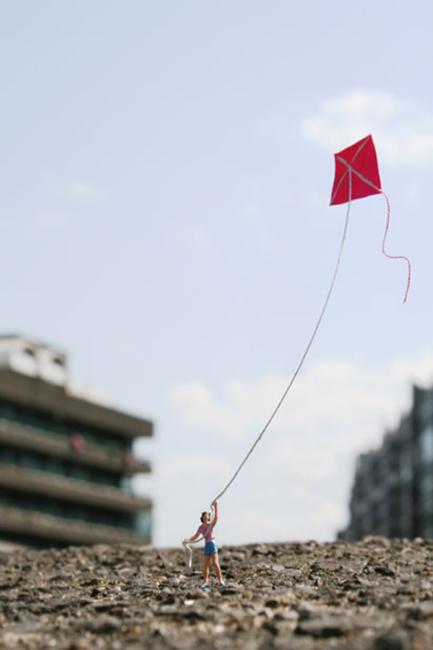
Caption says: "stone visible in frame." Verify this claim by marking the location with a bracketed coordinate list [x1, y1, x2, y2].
[77, 614, 122, 633]
[296, 614, 350, 638]
[373, 634, 406, 649]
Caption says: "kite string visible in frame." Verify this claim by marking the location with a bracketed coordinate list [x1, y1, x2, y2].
[212, 169, 352, 504]
[183, 171, 353, 569]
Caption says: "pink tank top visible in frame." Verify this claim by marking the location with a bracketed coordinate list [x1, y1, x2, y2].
[197, 522, 215, 542]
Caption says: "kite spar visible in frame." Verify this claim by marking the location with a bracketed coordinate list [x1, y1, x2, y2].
[183, 134, 412, 568]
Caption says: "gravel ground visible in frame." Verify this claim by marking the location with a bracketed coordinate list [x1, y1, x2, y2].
[1, 537, 433, 649]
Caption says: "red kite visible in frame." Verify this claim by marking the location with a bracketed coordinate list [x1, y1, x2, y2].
[330, 134, 411, 302]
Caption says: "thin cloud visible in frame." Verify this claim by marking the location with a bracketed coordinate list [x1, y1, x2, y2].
[301, 90, 433, 164]
[168, 353, 433, 541]
[33, 209, 69, 229]
[31, 181, 104, 229]
[159, 453, 230, 483]
[220, 487, 346, 544]
[171, 353, 433, 441]
[64, 182, 104, 201]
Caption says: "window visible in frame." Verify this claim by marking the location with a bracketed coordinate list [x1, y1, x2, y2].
[19, 452, 43, 471]
[420, 394, 433, 423]
[0, 448, 16, 463]
[135, 512, 151, 537]
[44, 458, 66, 475]
[420, 426, 433, 463]
[68, 465, 91, 481]
[91, 469, 119, 487]
[121, 477, 133, 493]
[421, 472, 433, 498]
[400, 452, 412, 482]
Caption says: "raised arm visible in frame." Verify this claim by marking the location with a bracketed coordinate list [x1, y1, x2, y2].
[211, 500, 218, 526]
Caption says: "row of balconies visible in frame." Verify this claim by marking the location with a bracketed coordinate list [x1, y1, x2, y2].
[0, 461, 151, 514]
[0, 368, 153, 440]
[0, 418, 150, 475]
[0, 504, 150, 546]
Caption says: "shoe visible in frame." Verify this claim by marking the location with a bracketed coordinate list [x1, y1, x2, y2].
[219, 581, 225, 587]
[199, 584, 209, 590]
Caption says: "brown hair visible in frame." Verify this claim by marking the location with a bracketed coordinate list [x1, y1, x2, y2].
[200, 511, 209, 523]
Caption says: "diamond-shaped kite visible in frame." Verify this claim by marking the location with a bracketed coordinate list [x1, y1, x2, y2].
[330, 134, 411, 302]
[330, 134, 381, 205]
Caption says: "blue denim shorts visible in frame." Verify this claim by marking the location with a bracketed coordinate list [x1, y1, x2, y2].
[204, 541, 218, 556]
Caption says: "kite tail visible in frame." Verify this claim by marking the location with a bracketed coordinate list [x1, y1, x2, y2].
[380, 191, 412, 303]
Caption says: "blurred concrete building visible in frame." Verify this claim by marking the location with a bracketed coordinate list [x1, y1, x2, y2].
[0, 334, 153, 547]
[339, 384, 433, 540]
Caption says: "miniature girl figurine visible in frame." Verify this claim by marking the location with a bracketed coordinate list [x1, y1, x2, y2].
[185, 499, 225, 589]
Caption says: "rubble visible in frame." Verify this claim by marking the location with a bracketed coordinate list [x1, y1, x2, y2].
[1, 538, 433, 648]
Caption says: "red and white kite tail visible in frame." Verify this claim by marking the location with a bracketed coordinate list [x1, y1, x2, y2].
[380, 190, 412, 303]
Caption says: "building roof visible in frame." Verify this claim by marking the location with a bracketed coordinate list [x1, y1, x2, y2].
[0, 369, 152, 440]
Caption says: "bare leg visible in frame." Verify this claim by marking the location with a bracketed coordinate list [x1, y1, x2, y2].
[212, 553, 223, 582]
[202, 555, 211, 585]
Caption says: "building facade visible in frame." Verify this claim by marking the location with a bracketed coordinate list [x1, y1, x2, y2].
[339, 383, 433, 540]
[0, 335, 153, 547]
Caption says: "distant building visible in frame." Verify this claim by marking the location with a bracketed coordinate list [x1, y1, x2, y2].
[339, 384, 433, 540]
[0, 334, 153, 547]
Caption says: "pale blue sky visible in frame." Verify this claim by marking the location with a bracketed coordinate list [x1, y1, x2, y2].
[1, 1, 433, 546]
